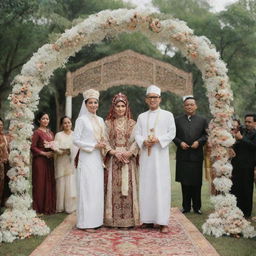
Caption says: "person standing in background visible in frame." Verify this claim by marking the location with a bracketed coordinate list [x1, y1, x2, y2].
[231, 114, 256, 218]
[174, 96, 208, 215]
[54, 116, 76, 214]
[0, 117, 11, 208]
[31, 112, 56, 215]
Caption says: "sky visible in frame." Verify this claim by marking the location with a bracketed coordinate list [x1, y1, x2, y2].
[207, 0, 238, 11]
[123, 0, 239, 12]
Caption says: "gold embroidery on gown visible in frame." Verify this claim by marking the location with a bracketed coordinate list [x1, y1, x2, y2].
[104, 118, 140, 227]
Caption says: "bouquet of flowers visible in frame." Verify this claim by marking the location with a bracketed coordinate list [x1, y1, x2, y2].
[44, 141, 58, 151]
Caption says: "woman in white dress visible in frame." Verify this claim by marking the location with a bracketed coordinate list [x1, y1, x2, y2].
[54, 116, 76, 213]
[73, 89, 106, 231]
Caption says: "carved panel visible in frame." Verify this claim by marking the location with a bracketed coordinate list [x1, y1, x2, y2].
[66, 50, 192, 97]
[102, 55, 154, 85]
[72, 66, 102, 95]
[155, 65, 189, 95]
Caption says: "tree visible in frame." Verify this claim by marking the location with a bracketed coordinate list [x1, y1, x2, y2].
[0, 0, 129, 126]
[217, 2, 256, 116]
[42, 0, 131, 130]
[152, 0, 256, 118]
[239, 0, 256, 15]
[0, 0, 49, 115]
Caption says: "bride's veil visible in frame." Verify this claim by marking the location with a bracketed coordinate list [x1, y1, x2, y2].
[78, 100, 90, 117]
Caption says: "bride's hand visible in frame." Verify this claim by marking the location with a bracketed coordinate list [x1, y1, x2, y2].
[95, 142, 106, 149]
[122, 151, 132, 162]
[114, 152, 123, 162]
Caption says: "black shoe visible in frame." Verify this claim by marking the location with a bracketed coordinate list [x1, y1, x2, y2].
[180, 208, 190, 214]
[141, 223, 154, 229]
[194, 210, 202, 215]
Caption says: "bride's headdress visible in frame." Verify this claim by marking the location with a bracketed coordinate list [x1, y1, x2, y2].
[106, 92, 132, 121]
[78, 89, 100, 117]
[83, 89, 100, 101]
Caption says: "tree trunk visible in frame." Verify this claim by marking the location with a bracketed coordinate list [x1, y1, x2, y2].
[54, 92, 65, 132]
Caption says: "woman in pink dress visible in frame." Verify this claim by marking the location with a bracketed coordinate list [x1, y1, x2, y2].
[31, 112, 56, 214]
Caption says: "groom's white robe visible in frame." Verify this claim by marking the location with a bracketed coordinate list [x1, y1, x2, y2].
[135, 108, 176, 225]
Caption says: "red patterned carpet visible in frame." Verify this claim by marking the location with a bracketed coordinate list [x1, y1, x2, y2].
[30, 208, 219, 256]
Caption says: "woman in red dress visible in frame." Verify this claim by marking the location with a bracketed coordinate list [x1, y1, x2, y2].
[0, 117, 11, 207]
[31, 112, 56, 214]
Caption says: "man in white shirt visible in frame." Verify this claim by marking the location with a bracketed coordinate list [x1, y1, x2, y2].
[135, 85, 176, 233]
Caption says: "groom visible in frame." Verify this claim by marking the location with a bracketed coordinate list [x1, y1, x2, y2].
[135, 85, 176, 233]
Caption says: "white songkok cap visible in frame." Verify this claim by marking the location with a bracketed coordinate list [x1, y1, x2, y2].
[83, 89, 100, 101]
[146, 85, 161, 95]
[182, 95, 194, 102]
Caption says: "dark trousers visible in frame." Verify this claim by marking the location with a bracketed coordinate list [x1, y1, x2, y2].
[1, 162, 11, 207]
[181, 184, 201, 211]
[231, 167, 254, 217]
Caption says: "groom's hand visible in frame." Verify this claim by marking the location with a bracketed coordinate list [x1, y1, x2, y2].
[144, 137, 159, 147]
[143, 140, 154, 147]
[150, 137, 159, 144]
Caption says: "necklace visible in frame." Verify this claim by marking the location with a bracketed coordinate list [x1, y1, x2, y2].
[39, 127, 51, 135]
[39, 127, 47, 132]
[115, 117, 126, 127]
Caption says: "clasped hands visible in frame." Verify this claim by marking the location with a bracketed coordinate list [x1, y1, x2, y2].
[143, 136, 159, 148]
[60, 148, 70, 155]
[180, 141, 199, 150]
[41, 151, 54, 158]
[42, 140, 55, 158]
[95, 141, 106, 149]
[110, 150, 132, 164]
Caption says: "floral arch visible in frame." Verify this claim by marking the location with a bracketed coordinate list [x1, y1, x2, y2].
[0, 8, 255, 243]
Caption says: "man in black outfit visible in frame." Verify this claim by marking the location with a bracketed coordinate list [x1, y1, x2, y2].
[231, 114, 256, 218]
[174, 97, 208, 214]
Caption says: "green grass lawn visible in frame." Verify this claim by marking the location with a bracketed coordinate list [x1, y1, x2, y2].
[0, 159, 256, 256]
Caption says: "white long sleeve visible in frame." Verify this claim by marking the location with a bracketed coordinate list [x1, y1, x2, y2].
[73, 118, 96, 152]
[158, 112, 176, 148]
[135, 115, 146, 149]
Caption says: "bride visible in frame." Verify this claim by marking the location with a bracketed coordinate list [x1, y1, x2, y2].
[73, 89, 106, 231]
[104, 93, 140, 228]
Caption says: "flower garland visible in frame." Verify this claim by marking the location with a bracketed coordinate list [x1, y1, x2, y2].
[1, 8, 255, 243]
